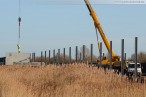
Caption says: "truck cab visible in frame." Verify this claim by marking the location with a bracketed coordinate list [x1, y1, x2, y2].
[127, 62, 142, 77]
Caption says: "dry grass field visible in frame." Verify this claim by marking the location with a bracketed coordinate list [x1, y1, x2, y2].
[0, 63, 145, 97]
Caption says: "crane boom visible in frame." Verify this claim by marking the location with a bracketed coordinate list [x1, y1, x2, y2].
[84, 0, 116, 57]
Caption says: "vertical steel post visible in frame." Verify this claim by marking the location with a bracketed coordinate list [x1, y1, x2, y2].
[41, 51, 43, 65]
[121, 39, 124, 75]
[45, 51, 46, 65]
[53, 50, 55, 64]
[135, 37, 138, 78]
[83, 45, 85, 62]
[64, 48, 65, 64]
[49, 50, 50, 64]
[110, 41, 112, 69]
[80, 52, 81, 63]
[84, 45, 86, 62]
[69, 47, 71, 64]
[30, 53, 31, 62]
[91, 44, 93, 65]
[34, 52, 35, 62]
[58, 49, 60, 64]
[32, 53, 33, 62]
[76, 46, 78, 63]
[100, 42, 102, 66]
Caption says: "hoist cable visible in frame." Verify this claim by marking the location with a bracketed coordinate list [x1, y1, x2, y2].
[95, 26, 98, 43]
[17, 0, 21, 53]
[18, 0, 21, 43]
[19, 0, 21, 16]
[94, 25, 100, 54]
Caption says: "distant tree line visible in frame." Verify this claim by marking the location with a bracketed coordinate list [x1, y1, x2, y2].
[130, 52, 146, 63]
[32, 47, 146, 64]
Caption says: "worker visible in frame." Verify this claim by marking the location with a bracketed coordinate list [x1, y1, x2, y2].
[17, 44, 21, 53]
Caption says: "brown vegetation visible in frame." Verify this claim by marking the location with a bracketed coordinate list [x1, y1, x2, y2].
[131, 52, 146, 63]
[0, 64, 145, 97]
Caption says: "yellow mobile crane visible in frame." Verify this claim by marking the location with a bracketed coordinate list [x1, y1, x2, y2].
[84, 0, 121, 68]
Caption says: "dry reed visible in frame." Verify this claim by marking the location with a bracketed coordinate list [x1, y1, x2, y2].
[0, 63, 145, 97]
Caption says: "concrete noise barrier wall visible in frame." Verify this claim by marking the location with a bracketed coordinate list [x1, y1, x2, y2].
[6, 53, 30, 65]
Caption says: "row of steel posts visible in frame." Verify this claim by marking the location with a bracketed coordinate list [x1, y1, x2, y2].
[31, 37, 138, 77]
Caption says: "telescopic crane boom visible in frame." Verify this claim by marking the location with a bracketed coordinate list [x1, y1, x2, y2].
[84, 0, 115, 56]
[84, 0, 120, 66]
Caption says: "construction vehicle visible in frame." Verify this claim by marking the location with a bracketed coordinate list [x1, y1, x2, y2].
[126, 62, 144, 83]
[84, 0, 145, 83]
[126, 62, 142, 77]
[84, 0, 121, 70]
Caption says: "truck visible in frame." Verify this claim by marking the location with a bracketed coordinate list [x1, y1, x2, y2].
[126, 62, 142, 77]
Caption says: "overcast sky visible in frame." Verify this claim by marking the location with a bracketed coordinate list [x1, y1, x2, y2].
[0, 0, 146, 58]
